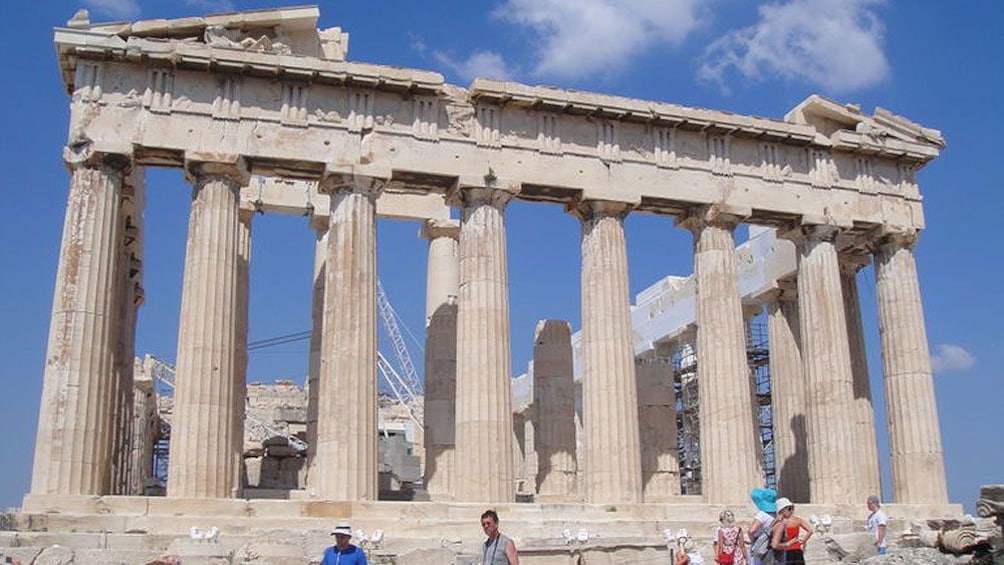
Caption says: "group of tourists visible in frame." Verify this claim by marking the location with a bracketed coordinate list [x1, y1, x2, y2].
[706, 488, 889, 565]
[317, 491, 888, 565]
[319, 509, 520, 565]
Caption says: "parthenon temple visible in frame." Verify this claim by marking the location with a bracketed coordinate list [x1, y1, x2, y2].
[11, 4, 964, 563]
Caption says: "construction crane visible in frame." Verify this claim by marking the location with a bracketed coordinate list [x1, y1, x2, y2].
[377, 352, 423, 427]
[146, 276, 424, 443]
[376, 278, 423, 396]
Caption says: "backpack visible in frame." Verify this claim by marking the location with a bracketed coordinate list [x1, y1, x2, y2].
[750, 517, 778, 559]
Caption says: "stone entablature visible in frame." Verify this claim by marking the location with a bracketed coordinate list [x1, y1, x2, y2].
[55, 6, 941, 237]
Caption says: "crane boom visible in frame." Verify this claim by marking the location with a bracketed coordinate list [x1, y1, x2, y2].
[376, 279, 423, 395]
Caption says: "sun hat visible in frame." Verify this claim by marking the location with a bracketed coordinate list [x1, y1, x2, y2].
[331, 523, 353, 537]
[750, 488, 777, 513]
[775, 497, 794, 511]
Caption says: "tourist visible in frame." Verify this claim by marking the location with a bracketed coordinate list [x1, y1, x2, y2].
[674, 531, 706, 565]
[770, 498, 813, 565]
[481, 509, 519, 564]
[321, 523, 368, 565]
[674, 532, 692, 565]
[747, 488, 777, 565]
[716, 509, 748, 565]
[866, 494, 889, 555]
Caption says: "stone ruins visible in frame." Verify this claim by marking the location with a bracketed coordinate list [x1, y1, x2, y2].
[3, 4, 983, 564]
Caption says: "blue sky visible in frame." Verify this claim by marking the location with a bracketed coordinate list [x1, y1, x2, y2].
[0, 0, 1000, 513]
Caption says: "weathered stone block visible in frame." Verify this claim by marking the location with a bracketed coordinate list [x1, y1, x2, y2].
[395, 547, 458, 565]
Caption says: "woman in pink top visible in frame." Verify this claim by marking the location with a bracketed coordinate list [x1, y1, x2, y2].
[716, 510, 748, 565]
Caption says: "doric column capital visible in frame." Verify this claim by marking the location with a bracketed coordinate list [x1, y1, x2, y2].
[309, 213, 329, 235]
[872, 229, 920, 254]
[63, 145, 132, 174]
[420, 218, 460, 241]
[184, 152, 250, 186]
[319, 169, 387, 198]
[838, 252, 871, 277]
[448, 184, 518, 209]
[781, 222, 845, 245]
[237, 207, 255, 226]
[774, 278, 799, 302]
[569, 199, 633, 223]
[763, 277, 799, 305]
[675, 203, 750, 234]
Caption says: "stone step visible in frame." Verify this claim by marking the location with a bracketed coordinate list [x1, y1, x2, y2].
[2, 496, 970, 564]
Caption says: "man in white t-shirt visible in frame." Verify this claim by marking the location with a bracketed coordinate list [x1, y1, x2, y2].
[866, 495, 888, 555]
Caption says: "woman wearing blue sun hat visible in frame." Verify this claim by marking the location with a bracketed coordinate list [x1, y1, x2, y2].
[747, 488, 777, 565]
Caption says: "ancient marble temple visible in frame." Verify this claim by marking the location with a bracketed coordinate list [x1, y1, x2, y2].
[32, 5, 950, 514]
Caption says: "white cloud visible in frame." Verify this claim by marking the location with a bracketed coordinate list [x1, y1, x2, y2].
[930, 344, 976, 373]
[83, 0, 140, 20]
[184, 0, 237, 13]
[409, 34, 428, 57]
[698, 0, 890, 93]
[493, 0, 704, 80]
[434, 50, 517, 83]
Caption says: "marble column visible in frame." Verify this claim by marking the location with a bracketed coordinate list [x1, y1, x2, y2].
[129, 359, 156, 495]
[420, 219, 460, 500]
[679, 207, 761, 504]
[766, 281, 810, 503]
[167, 156, 248, 498]
[110, 167, 144, 495]
[31, 152, 130, 496]
[315, 175, 382, 500]
[232, 209, 252, 496]
[636, 357, 680, 502]
[794, 224, 860, 503]
[305, 221, 327, 494]
[840, 254, 882, 499]
[873, 233, 948, 504]
[513, 413, 530, 494]
[532, 320, 577, 502]
[453, 186, 515, 503]
[575, 199, 642, 503]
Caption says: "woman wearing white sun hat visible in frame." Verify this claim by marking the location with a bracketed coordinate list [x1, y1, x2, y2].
[770, 498, 813, 565]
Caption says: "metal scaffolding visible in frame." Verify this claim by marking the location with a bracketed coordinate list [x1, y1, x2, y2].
[673, 315, 776, 495]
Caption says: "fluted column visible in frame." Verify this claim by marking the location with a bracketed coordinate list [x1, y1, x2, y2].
[793, 224, 859, 503]
[766, 281, 810, 502]
[167, 155, 248, 498]
[575, 199, 642, 503]
[873, 233, 948, 503]
[532, 320, 577, 501]
[315, 175, 382, 500]
[840, 254, 881, 499]
[130, 359, 156, 495]
[233, 209, 252, 496]
[123, 171, 148, 496]
[679, 207, 761, 503]
[453, 185, 515, 503]
[420, 219, 460, 500]
[31, 151, 130, 496]
[111, 167, 144, 494]
[305, 221, 327, 494]
[636, 357, 680, 502]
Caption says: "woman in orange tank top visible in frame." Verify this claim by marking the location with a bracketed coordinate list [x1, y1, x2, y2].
[770, 497, 813, 564]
